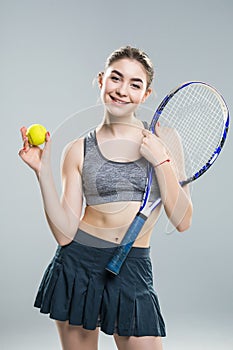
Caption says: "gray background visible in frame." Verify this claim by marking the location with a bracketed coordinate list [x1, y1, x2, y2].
[1, 0, 232, 349]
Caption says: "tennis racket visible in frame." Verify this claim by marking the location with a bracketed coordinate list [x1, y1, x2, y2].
[106, 81, 229, 275]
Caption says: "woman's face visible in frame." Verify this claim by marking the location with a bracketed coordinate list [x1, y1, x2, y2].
[99, 58, 152, 118]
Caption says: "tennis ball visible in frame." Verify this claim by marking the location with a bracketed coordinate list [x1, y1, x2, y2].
[26, 124, 47, 146]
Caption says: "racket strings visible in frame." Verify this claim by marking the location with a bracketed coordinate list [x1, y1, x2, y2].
[159, 84, 226, 178]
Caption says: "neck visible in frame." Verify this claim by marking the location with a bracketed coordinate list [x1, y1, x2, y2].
[101, 111, 142, 136]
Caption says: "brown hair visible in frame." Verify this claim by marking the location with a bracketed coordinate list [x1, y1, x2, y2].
[104, 46, 154, 89]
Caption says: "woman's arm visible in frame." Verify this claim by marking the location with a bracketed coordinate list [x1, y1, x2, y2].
[140, 125, 193, 232]
[19, 128, 84, 245]
[39, 139, 84, 245]
[154, 161, 192, 232]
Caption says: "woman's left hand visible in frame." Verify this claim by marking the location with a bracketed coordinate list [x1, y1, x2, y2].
[140, 123, 169, 166]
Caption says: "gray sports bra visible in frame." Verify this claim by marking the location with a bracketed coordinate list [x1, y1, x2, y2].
[82, 129, 160, 206]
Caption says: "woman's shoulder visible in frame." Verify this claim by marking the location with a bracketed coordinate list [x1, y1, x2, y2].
[61, 137, 85, 171]
[64, 137, 84, 154]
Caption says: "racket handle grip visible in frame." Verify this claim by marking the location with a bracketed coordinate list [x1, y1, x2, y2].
[105, 213, 147, 275]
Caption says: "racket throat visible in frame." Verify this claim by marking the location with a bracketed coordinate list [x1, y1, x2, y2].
[136, 212, 147, 221]
[140, 199, 161, 217]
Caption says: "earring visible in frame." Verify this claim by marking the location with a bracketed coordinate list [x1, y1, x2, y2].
[98, 71, 104, 88]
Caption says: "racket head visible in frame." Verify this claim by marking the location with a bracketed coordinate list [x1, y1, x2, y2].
[151, 81, 229, 186]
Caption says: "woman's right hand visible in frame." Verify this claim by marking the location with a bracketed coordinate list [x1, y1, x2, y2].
[18, 126, 51, 175]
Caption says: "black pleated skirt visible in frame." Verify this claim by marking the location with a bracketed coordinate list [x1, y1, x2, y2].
[34, 230, 166, 337]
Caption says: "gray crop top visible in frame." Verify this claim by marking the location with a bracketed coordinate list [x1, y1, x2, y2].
[82, 129, 160, 206]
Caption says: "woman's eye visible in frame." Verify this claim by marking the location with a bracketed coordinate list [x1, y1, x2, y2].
[111, 76, 119, 82]
[131, 83, 141, 89]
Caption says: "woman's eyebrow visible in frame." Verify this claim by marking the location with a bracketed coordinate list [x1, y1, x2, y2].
[111, 69, 144, 84]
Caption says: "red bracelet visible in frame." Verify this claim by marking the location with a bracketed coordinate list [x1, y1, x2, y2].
[154, 159, 171, 167]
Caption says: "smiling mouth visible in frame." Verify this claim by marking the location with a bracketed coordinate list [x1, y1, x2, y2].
[110, 95, 130, 104]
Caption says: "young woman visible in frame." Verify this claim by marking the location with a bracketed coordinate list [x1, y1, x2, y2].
[19, 46, 193, 350]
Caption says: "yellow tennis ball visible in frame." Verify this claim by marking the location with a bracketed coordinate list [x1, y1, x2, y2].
[26, 124, 47, 146]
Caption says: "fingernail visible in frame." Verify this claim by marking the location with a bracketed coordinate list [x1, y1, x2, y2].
[23, 147, 26, 151]
[157, 121, 160, 127]
[47, 131, 50, 137]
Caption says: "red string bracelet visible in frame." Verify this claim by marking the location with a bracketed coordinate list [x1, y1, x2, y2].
[154, 159, 171, 167]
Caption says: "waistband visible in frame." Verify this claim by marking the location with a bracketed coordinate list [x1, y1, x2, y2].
[72, 229, 150, 258]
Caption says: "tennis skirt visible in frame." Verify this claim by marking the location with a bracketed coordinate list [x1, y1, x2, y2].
[34, 229, 166, 337]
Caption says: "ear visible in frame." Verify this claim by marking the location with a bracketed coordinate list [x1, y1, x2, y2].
[98, 72, 104, 89]
[142, 87, 152, 103]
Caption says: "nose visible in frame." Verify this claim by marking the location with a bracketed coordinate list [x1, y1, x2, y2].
[116, 82, 128, 97]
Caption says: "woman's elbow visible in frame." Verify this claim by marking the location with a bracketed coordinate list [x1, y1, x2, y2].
[176, 220, 191, 232]
[176, 204, 193, 232]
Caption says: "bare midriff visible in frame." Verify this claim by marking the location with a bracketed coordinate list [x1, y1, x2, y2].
[79, 201, 162, 247]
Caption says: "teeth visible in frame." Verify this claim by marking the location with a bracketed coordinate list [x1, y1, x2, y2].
[112, 97, 128, 104]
